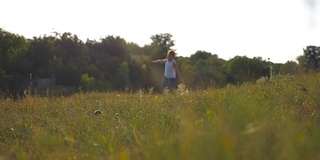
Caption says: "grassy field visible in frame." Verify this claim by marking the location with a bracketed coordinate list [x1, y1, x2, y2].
[1, 73, 320, 160]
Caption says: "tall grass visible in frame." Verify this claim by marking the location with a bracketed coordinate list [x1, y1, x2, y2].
[1, 73, 320, 160]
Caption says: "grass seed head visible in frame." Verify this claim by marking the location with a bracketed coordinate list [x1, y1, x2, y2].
[93, 110, 102, 116]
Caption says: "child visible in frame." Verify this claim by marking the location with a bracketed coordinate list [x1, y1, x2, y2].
[152, 49, 183, 91]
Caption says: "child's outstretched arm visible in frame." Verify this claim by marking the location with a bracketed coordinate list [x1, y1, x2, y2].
[152, 59, 167, 63]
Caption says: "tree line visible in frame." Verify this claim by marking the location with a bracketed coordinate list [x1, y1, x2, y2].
[0, 28, 316, 96]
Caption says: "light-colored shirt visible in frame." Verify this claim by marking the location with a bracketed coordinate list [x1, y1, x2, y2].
[164, 60, 176, 78]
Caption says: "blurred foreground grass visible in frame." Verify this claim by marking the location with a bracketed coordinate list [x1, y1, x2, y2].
[1, 73, 320, 160]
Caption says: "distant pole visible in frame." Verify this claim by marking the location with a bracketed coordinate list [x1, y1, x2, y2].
[28, 73, 32, 95]
[268, 58, 273, 81]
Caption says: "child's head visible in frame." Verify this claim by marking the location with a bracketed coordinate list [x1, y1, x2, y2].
[167, 49, 176, 59]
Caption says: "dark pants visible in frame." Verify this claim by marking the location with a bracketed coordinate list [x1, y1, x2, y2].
[161, 76, 176, 90]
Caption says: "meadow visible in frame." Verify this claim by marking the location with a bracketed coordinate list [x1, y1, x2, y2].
[1, 73, 320, 160]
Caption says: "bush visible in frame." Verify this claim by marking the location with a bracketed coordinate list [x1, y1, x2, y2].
[80, 74, 111, 92]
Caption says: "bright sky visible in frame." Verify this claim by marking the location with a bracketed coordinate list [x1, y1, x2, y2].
[1, 0, 320, 63]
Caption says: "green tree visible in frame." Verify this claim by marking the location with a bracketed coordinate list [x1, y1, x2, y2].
[100, 36, 129, 61]
[86, 35, 138, 90]
[176, 57, 195, 88]
[80, 73, 111, 91]
[53, 32, 89, 86]
[226, 56, 269, 84]
[126, 42, 150, 90]
[190, 51, 227, 88]
[149, 33, 175, 59]
[0, 28, 29, 95]
[113, 61, 131, 90]
[301, 46, 320, 71]
[190, 50, 212, 65]
[280, 61, 301, 74]
[27, 36, 57, 77]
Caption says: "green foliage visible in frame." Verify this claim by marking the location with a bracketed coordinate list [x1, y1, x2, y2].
[0, 29, 28, 68]
[176, 57, 196, 88]
[80, 73, 111, 91]
[280, 61, 301, 74]
[0, 28, 309, 94]
[116, 61, 131, 89]
[302, 46, 320, 71]
[149, 33, 175, 60]
[53, 33, 89, 86]
[27, 36, 57, 77]
[0, 28, 29, 94]
[1, 73, 320, 159]
[80, 73, 95, 90]
[189, 50, 213, 65]
[190, 51, 227, 88]
[226, 56, 269, 84]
